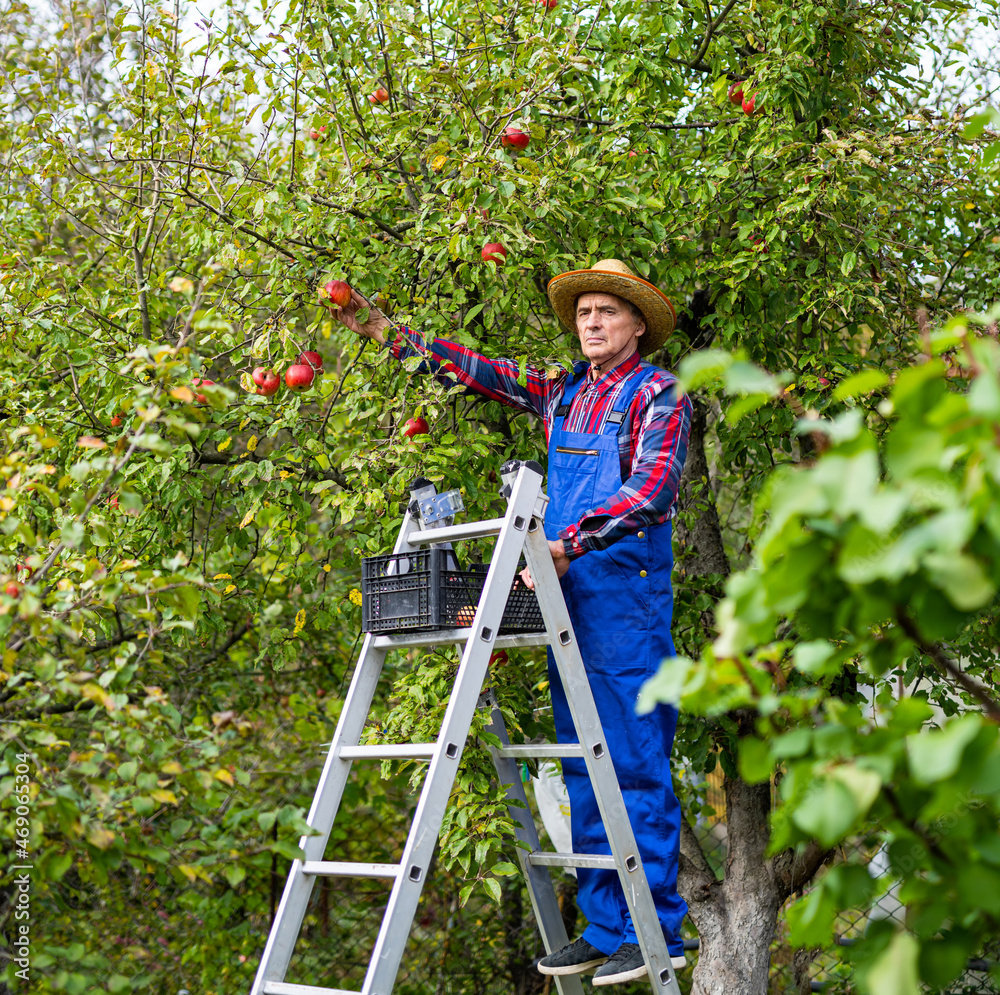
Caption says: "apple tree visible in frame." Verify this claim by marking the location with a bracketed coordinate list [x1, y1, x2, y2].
[1, 0, 999, 991]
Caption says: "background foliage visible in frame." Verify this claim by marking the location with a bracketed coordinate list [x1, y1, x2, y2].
[1, 0, 999, 990]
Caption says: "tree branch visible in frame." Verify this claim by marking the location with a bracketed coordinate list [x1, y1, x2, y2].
[896, 609, 1000, 724]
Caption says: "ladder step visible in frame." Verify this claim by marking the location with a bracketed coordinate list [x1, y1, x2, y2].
[339, 744, 436, 760]
[372, 630, 549, 650]
[406, 517, 507, 544]
[497, 744, 584, 759]
[262, 984, 359, 995]
[301, 860, 400, 879]
[526, 851, 617, 870]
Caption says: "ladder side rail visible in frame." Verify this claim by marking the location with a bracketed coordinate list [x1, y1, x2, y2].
[521, 523, 681, 995]
[251, 502, 423, 994]
[483, 702, 586, 995]
[361, 466, 544, 994]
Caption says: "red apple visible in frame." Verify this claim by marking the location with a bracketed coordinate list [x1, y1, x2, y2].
[309, 126, 326, 141]
[818, 377, 831, 387]
[628, 150, 638, 157]
[298, 350, 324, 373]
[501, 126, 530, 151]
[192, 378, 215, 404]
[489, 650, 509, 667]
[749, 235, 769, 254]
[108, 493, 119, 510]
[285, 364, 315, 392]
[537, 0, 558, 8]
[253, 368, 280, 396]
[728, 82, 744, 105]
[4, 580, 20, 598]
[481, 242, 508, 265]
[742, 93, 758, 116]
[320, 280, 352, 308]
[369, 87, 390, 105]
[111, 415, 122, 427]
[403, 416, 429, 439]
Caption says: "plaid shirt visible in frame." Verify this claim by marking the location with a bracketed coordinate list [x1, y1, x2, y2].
[387, 328, 692, 561]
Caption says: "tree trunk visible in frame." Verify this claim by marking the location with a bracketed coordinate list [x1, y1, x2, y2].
[679, 772, 783, 995]
[675, 396, 730, 580]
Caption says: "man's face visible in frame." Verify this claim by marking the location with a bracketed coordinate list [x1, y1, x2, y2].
[575, 292, 645, 367]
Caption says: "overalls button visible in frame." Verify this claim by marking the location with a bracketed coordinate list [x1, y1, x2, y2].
[639, 570, 647, 578]
[637, 531, 645, 538]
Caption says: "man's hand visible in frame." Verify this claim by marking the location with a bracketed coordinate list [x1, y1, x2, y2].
[520, 539, 571, 590]
[330, 289, 391, 344]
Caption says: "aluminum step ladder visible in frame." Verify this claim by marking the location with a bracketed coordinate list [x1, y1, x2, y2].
[250, 459, 682, 995]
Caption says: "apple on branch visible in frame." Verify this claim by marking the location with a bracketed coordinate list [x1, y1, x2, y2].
[192, 378, 215, 404]
[481, 242, 508, 266]
[319, 279, 352, 308]
[403, 416, 429, 440]
[728, 81, 745, 105]
[309, 126, 327, 141]
[285, 364, 315, 392]
[742, 92, 759, 117]
[369, 87, 390, 105]
[298, 350, 324, 374]
[4, 580, 20, 598]
[252, 367, 281, 396]
[501, 126, 530, 151]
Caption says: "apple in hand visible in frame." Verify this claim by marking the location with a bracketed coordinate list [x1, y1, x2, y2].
[728, 82, 744, 105]
[481, 242, 508, 265]
[403, 416, 429, 439]
[285, 364, 315, 392]
[369, 87, 390, 105]
[501, 126, 530, 150]
[192, 378, 215, 404]
[298, 350, 324, 373]
[252, 367, 281, 396]
[320, 280, 352, 308]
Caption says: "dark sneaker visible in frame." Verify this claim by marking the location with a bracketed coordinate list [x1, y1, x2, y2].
[593, 943, 647, 986]
[591, 943, 689, 985]
[537, 936, 608, 976]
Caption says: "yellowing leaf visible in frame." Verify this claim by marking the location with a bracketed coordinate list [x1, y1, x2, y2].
[239, 507, 256, 529]
[217, 436, 232, 452]
[169, 276, 195, 294]
[150, 789, 179, 805]
[160, 761, 184, 776]
[87, 826, 117, 850]
[170, 386, 195, 402]
[77, 436, 107, 449]
[247, 434, 258, 452]
[80, 683, 115, 710]
[431, 154, 448, 171]
[213, 768, 235, 786]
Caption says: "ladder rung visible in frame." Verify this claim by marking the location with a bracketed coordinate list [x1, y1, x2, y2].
[406, 517, 507, 544]
[526, 851, 617, 870]
[301, 860, 400, 879]
[263, 984, 359, 995]
[497, 744, 585, 759]
[372, 630, 549, 650]
[339, 744, 436, 760]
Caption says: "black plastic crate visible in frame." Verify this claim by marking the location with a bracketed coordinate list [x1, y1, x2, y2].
[361, 549, 545, 634]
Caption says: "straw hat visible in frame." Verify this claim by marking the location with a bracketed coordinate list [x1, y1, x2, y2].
[547, 259, 677, 355]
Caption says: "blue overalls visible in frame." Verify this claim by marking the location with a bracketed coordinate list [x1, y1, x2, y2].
[544, 364, 687, 957]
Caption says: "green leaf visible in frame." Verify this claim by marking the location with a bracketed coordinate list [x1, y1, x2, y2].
[832, 369, 890, 401]
[907, 715, 982, 785]
[482, 877, 502, 904]
[637, 657, 692, 713]
[863, 931, 920, 995]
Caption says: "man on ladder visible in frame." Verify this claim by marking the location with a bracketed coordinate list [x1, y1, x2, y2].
[335, 259, 692, 987]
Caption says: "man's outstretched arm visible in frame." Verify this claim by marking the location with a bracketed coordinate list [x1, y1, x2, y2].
[334, 289, 556, 419]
